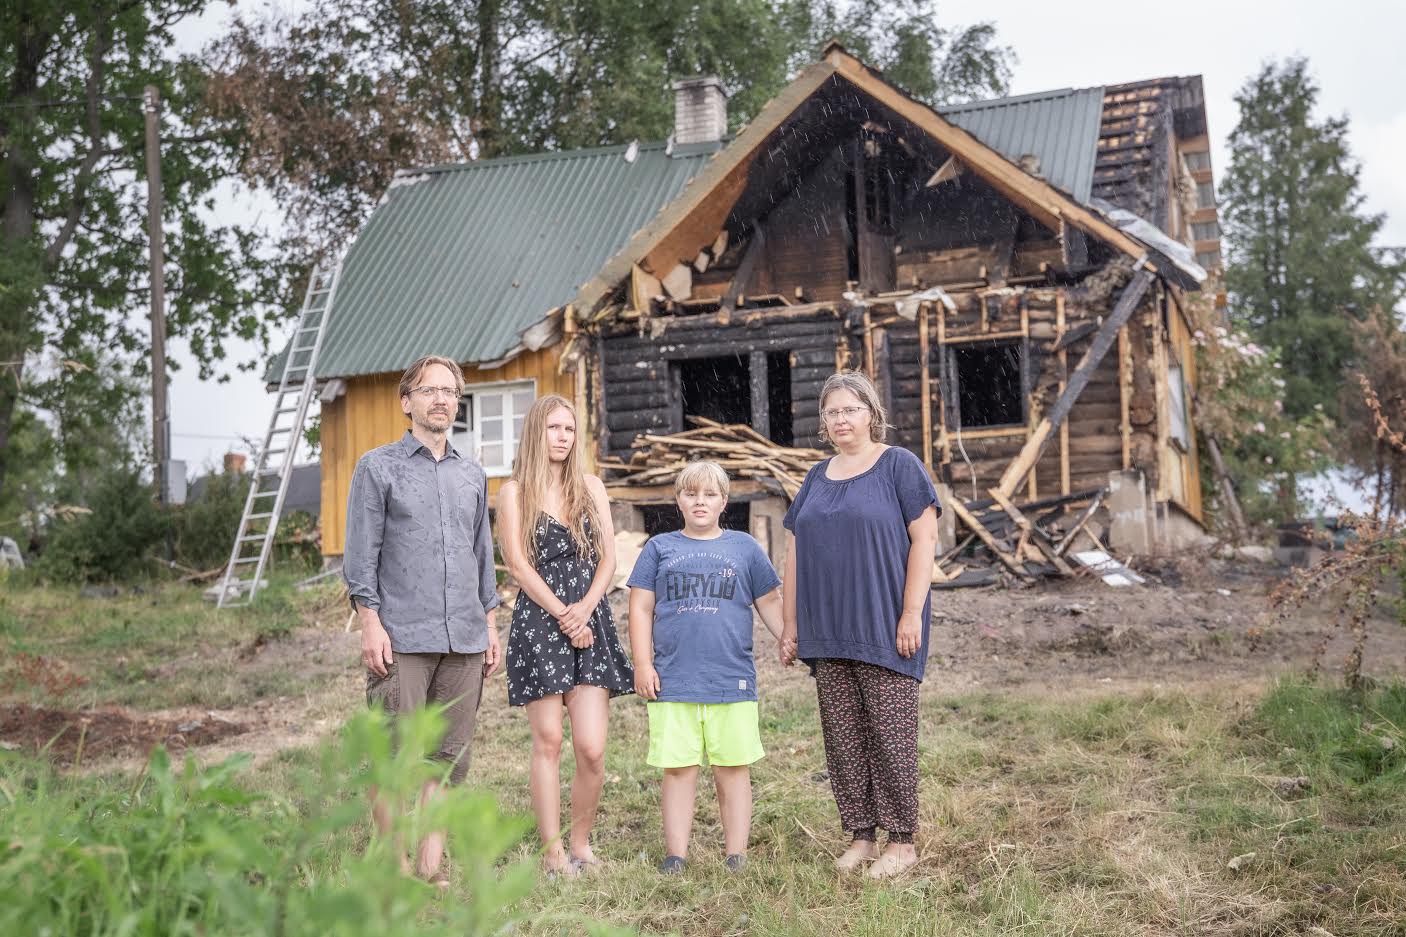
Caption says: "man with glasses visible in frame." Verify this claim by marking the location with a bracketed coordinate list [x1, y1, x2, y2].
[344, 354, 503, 887]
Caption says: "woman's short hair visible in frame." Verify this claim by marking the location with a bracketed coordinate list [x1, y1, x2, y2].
[398, 355, 464, 399]
[675, 460, 730, 499]
[818, 369, 889, 445]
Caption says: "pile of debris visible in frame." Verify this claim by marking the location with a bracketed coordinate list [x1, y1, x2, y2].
[936, 487, 1141, 588]
[602, 417, 825, 498]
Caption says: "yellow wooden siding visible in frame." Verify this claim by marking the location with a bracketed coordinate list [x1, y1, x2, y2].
[320, 346, 574, 556]
[1163, 305, 1205, 522]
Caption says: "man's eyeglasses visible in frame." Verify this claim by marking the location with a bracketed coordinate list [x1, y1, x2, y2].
[408, 385, 460, 401]
[821, 406, 868, 423]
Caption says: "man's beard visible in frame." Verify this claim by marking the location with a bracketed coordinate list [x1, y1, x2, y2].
[415, 410, 451, 432]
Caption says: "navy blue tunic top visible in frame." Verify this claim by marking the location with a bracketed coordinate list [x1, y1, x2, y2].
[782, 446, 940, 681]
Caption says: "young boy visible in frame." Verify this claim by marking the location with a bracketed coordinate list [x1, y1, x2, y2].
[627, 460, 789, 874]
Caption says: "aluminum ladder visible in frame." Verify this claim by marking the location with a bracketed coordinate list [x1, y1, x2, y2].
[216, 262, 341, 608]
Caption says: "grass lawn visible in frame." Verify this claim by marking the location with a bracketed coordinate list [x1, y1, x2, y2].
[2, 581, 1403, 935]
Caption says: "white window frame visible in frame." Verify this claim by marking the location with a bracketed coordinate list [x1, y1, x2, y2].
[451, 379, 536, 477]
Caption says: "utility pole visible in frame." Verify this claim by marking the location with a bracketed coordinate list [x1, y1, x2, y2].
[143, 85, 168, 506]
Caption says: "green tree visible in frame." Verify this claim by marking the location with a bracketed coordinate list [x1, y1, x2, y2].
[1220, 58, 1404, 423]
[1, 1, 289, 505]
[203, 0, 1013, 256]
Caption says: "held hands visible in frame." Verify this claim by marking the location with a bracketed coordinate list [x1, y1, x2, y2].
[554, 601, 595, 648]
[634, 662, 661, 700]
[780, 624, 798, 666]
[896, 611, 922, 658]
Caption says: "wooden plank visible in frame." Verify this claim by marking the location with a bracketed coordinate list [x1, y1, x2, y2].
[722, 224, 767, 313]
[1118, 324, 1133, 469]
[947, 497, 1028, 579]
[749, 350, 769, 437]
[863, 311, 875, 377]
[988, 488, 1075, 576]
[630, 264, 661, 312]
[661, 263, 693, 301]
[953, 426, 1028, 440]
[939, 328, 1027, 345]
[1056, 292, 1070, 496]
[936, 306, 951, 463]
[1054, 490, 1106, 557]
[994, 265, 1154, 498]
[919, 305, 933, 472]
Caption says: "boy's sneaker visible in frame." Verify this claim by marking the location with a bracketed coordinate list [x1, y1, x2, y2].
[724, 853, 747, 872]
[658, 855, 686, 875]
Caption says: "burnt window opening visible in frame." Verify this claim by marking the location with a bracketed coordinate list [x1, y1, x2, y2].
[767, 352, 793, 446]
[678, 355, 751, 427]
[949, 341, 1026, 429]
[863, 142, 895, 232]
[641, 501, 750, 538]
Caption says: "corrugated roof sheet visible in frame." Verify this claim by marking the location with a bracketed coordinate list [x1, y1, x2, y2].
[939, 86, 1106, 204]
[310, 141, 717, 379]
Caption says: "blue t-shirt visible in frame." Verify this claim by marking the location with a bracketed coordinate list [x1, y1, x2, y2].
[627, 530, 782, 703]
[783, 446, 940, 681]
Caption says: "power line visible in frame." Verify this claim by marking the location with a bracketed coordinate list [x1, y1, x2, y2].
[0, 94, 144, 110]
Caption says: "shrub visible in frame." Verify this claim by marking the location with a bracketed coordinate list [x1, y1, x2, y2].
[34, 466, 169, 583]
[172, 470, 251, 570]
[0, 708, 626, 936]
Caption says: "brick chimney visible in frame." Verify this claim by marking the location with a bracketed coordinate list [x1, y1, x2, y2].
[224, 452, 248, 474]
[672, 76, 728, 145]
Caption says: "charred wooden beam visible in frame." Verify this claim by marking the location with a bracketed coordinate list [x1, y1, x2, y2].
[994, 262, 1155, 499]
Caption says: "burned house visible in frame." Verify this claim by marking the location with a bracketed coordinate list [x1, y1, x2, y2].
[303, 45, 1218, 574]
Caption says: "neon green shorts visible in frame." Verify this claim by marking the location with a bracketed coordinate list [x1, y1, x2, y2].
[646, 700, 765, 768]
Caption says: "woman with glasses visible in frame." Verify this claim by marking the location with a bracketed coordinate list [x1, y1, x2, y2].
[781, 370, 940, 879]
[498, 394, 634, 877]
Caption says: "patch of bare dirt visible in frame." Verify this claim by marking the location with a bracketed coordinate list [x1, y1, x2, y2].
[0, 703, 248, 763]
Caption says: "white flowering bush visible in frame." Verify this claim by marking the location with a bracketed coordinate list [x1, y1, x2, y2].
[1190, 289, 1335, 525]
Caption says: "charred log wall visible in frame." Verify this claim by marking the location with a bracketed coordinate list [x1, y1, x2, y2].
[600, 312, 846, 458]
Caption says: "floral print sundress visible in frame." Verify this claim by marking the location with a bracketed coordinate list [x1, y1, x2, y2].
[507, 515, 634, 706]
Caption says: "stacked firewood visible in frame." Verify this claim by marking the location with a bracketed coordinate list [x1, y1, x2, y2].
[602, 417, 825, 498]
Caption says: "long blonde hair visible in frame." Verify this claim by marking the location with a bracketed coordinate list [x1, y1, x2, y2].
[512, 395, 603, 566]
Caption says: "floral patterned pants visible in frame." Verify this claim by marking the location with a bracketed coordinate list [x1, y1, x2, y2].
[814, 658, 920, 845]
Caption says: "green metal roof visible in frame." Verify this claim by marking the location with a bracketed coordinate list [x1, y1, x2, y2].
[309, 141, 718, 379]
[940, 86, 1106, 204]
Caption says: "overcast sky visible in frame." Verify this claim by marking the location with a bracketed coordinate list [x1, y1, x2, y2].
[163, 0, 1406, 499]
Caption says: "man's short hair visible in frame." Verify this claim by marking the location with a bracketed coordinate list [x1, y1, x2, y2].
[398, 355, 465, 399]
[674, 460, 730, 499]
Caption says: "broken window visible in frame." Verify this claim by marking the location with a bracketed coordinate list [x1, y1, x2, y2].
[452, 380, 534, 476]
[1167, 364, 1191, 452]
[1183, 150, 1212, 172]
[948, 341, 1025, 429]
[678, 355, 751, 427]
[1191, 221, 1219, 241]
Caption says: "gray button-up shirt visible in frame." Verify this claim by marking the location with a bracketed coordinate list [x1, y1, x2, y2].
[343, 430, 500, 654]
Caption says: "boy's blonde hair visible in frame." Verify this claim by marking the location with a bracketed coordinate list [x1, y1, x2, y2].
[674, 460, 730, 499]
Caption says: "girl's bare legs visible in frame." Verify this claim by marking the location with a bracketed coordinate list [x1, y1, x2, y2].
[525, 694, 571, 872]
[712, 765, 752, 856]
[661, 765, 700, 857]
[563, 685, 610, 862]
